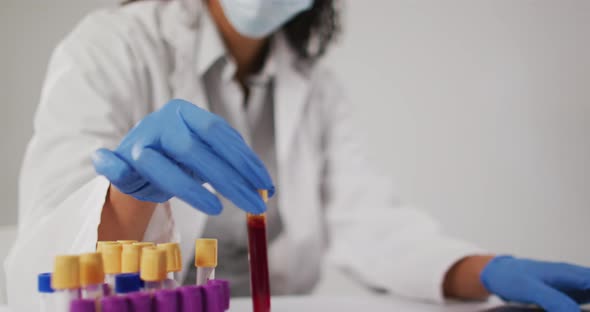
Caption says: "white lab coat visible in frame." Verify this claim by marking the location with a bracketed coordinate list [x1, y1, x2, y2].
[5, 1, 481, 310]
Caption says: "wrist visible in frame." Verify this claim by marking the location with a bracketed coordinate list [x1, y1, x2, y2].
[443, 254, 495, 300]
[98, 184, 157, 241]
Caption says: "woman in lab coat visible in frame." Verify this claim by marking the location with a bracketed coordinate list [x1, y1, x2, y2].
[6, 0, 590, 311]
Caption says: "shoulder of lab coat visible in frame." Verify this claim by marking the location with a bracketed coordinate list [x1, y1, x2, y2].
[310, 66, 484, 302]
[5, 3, 184, 310]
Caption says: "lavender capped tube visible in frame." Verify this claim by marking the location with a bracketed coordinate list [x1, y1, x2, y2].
[154, 289, 179, 312]
[128, 292, 153, 312]
[101, 295, 130, 312]
[203, 284, 223, 312]
[209, 280, 230, 311]
[70, 299, 96, 312]
[178, 285, 204, 312]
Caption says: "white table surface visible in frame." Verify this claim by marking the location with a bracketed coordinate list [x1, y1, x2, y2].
[228, 295, 499, 312]
[1, 296, 587, 311]
[0, 296, 499, 312]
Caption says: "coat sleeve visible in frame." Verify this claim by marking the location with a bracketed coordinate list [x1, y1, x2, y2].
[4, 11, 173, 311]
[317, 69, 484, 302]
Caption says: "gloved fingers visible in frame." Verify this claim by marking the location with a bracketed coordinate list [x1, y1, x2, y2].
[528, 281, 581, 312]
[129, 145, 223, 215]
[92, 148, 151, 195]
[544, 262, 590, 290]
[206, 129, 276, 196]
[131, 184, 173, 203]
[175, 100, 275, 195]
[161, 126, 265, 214]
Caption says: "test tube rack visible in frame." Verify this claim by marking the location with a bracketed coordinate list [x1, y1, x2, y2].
[70, 279, 230, 312]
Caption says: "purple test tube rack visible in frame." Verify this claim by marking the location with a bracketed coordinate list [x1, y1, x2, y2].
[178, 285, 204, 312]
[101, 295, 130, 312]
[70, 299, 96, 312]
[154, 289, 179, 312]
[128, 292, 153, 312]
[60, 273, 230, 312]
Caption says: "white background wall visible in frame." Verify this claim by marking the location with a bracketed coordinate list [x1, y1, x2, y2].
[1, 0, 589, 267]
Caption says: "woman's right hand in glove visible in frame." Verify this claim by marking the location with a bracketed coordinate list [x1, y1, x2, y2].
[92, 99, 274, 215]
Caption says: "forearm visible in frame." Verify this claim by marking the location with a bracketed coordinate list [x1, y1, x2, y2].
[443, 255, 495, 300]
[98, 184, 157, 241]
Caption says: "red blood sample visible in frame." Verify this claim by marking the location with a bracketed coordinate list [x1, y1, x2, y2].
[247, 213, 271, 312]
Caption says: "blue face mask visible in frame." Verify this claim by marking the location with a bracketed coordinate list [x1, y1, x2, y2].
[219, 0, 314, 38]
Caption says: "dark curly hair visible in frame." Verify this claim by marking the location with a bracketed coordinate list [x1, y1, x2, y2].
[124, 0, 341, 63]
[283, 0, 341, 62]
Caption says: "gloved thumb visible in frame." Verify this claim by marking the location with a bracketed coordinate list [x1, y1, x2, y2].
[528, 281, 581, 312]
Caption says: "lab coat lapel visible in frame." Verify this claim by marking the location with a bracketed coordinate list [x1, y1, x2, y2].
[273, 35, 319, 245]
[274, 36, 310, 166]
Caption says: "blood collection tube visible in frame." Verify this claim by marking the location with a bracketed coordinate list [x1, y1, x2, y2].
[70, 298, 96, 312]
[52, 255, 81, 312]
[157, 242, 182, 289]
[140, 247, 167, 291]
[96, 241, 116, 253]
[121, 244, 141, 274]
[117, 240, 139, 245]
[101, 295, 130, 312]
[115, 273, 142, 295]
[124, 242, 156, 273]
[101, 243, 122, 291]
[79, 253, 105, 300]
[194, 239, 217, 286]
[133, 242, 156, 249]
[246, 190, 271, 312]
[38, 273, 55, 312]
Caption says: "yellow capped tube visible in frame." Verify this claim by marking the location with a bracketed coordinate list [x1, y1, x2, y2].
[258, 190, 269, 203]
[52, 255, 80, 290]
[194, 239, 217, 285]
[158, 243, 182, 273]
[121, 244, 142, 273]
[134, 242, 155, 259]
[52, 255, 80, 312]
[133, 242, 155, 248]
[117, 240, 138, 245]
[101, 243, 122, 289]
[79, 253, 105, 300]
[96, 241, 116, 253]
[140, 247, 167, 291]
[158, 242, 182, 289]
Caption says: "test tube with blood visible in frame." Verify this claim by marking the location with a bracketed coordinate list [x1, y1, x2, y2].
[247, 190, 271, 312]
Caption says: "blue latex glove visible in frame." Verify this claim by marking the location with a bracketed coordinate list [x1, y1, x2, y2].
[92, 99, 274, 215]
[481, 255, 590, 312]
